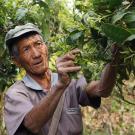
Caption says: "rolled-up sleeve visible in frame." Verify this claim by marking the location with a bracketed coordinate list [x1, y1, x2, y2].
[4, 89, 33, 135]
[76, 76, 101, 108]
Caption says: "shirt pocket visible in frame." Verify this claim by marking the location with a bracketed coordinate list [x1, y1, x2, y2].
[66, 108, 81, 115]
[65, 107, 83, 135]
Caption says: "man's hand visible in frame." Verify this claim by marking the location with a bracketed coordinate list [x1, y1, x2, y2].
[86, 44, 121, 98]
[56, 48, 81, 89]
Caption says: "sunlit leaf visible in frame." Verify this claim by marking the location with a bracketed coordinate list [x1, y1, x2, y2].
[123, 12, 135, 23]
[125, 34, 135, 41]
[112, 10, 129, 24]
[16, 8, 28, 20]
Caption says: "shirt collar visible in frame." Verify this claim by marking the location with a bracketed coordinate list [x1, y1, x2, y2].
[22, 73, 58, 91]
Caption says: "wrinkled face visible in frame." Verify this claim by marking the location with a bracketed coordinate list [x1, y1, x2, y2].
[15, 34, 49, 76]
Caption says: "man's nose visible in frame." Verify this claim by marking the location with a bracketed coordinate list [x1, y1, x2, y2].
[32, 47, 41, 59]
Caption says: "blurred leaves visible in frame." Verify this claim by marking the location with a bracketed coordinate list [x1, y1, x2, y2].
[112, 9, 129, 24]
[0, 0, 134, 103]
[93, 0, 123, 11]
[16, 8, 28, 21]
[101, 23, 131, 44]
[66, 30, 84, 46]
[0, 0, 135, 135]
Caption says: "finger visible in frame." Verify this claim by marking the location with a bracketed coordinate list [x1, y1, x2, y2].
[63, 49, 80, 60]
[70, 48, 81, 55]
[56, 49, 81, 63]
[59, 66, 81, 73]
[64, 54, 76, 60]
[56, 55, 75, 63]
[65, 49, 81, 58]
[57, 60, 75, 68]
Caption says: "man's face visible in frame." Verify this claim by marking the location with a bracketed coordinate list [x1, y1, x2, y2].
[15, 34, 49, 76]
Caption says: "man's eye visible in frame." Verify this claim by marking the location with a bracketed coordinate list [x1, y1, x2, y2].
[23, 47, 29, 52]
[36, 42, 43, 47]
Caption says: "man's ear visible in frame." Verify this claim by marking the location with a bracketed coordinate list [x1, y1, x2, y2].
[12, 57, 22, 68]
[45, 44, 48, 56]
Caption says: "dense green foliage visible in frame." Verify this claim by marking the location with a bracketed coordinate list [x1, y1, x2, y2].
[0, 0, 135, 134]
[0, 0, 134, 101]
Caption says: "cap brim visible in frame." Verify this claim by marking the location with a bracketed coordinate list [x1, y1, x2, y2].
[12, 28, 41, 39]
[6, 28, 41, 50]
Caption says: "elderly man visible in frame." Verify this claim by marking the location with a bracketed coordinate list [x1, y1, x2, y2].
[4, 23, 118, 135]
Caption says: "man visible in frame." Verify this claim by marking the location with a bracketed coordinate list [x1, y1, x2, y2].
[4, 23, 118, 135]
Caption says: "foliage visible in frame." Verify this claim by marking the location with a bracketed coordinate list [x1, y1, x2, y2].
[0, 0, 59, 91]
[0, 0, 134, 101]
[0, 0, 135, 134]
[70, 0, 135, 103]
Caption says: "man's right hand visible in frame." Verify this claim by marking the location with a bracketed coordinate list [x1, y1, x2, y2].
[56, 48, 81, 89]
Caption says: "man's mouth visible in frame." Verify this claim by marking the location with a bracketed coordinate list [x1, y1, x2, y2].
[33, 60, 43, 66]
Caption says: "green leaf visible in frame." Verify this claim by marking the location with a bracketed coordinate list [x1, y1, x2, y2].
[108, 0, 123, 9]
[112, 10, 129, 24]
[41, 22, 50, 41]
[101, 23, 131, 43]
[128, 28, 135, 34]
[93, 0, 123, 11]
[127, 22, 135, 28]
[82, 11, 98, 26]
[123, 12, 135, 23]
[0, 79, 7, 91]
[45, 0, 55, 6]
[66, 30, 84, 45]
[125, 34, 135, 41]
[33, 0, 50, 17]
[16, 8, 28, 20]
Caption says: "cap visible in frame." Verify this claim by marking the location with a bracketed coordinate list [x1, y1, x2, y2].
[5, 23, 41, 47]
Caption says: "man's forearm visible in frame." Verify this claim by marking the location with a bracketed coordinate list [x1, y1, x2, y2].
[23, 84, 66, 134]
[86, 46, 119, 98]
[86, 62, 117, 98]
[98, 62, 117, 97]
